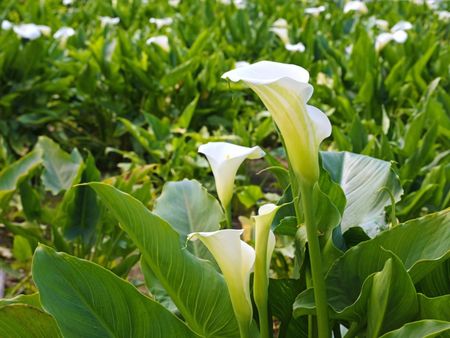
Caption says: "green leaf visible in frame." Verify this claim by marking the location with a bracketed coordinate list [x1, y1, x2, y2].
[153, 179, 224, 258]
[269, 279, 308, 338]
[177, 94, 199, 129]
[367, 257, 418, 337]
[0, 148, 42, 209]
[88, 183, 239, 337]
[0, 304, 62, 338]
[13, 235, 33, 262]
[321, 151, 403, 236]
[418, 293, 450, 321]
[380, 320, 450, 338]
[36, 136, 83, 195]
[32, 245, 199, 338]
[237, 185, 264, 209]
[61, 153, 101, 243]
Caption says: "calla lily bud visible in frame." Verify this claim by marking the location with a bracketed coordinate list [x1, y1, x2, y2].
[252, 204, 280, 336]
[188, 229, 255, 337]
[198, 142, 265, 210]
[222, 61, 331, 185]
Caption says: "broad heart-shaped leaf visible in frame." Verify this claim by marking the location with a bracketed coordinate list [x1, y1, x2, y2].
[36, 136, 83, 195]
[32, 245, 199, 338]
[88, 183, 240, 338]
[294, 251, 418, 333]
[153, 179, 224, 258]
[0, 148, 42, 210]
[380, 320, 450, 338]
[0, 304, 62, 338]
[320, 151, 403, 236]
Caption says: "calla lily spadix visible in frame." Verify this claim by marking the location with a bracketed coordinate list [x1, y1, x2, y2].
[188, 229, 255, 338]
[222, 61, 331, 185]
[198, 142, 265, 210]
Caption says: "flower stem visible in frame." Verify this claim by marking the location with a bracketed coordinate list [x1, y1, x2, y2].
[300, 182, 330, 338]
[254, 231, 270, 338]
[225, 203, 232, 228]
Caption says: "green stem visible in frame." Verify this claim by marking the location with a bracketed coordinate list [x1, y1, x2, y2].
[305, 267, 314, 338]
[225, 203, 232, 229]
[253, 230, 270, 338]
[300, 182, 330, 338]
[343, 322, 359, 338]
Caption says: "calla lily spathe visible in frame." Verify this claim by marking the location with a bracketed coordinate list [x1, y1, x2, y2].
[222, 61, 331, 185]
[198, 142, 265, 210]
[146, 35, 170, 51]
[188, 229, 255, 337]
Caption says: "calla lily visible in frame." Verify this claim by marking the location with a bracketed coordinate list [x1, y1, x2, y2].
[198, 142, 265, 210]
[149, 17, 173, 29]
[343, 1, 368, 14]
[188, 229, 255, 337]
[168, 0, 180, 7]
[53, 27, 75, 40]
[1, 20, 13, 31]
[285, 42, 306, 53]
[375, 21, 412, 52]
[304, 5, 326, 16]
[222, 61, 331, 185]
[13, 24, 50, 40]
[99, 16, 120, 27]
[374, 19, 389, 30]
[270, 19, 306, 53]
[437, 11, 450, 21]
[62, 0, 74, 5]
[146, 35, 170, 51]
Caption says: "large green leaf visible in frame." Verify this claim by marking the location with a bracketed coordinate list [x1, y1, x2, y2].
[0, 148, 42, 209]
[36, 136, 83, 195]
[380, 320, 450, 338]
[320, 151, 402, 236]
[153, 179, 224, 257]
[32, 245, 198, 338]
[0, 304, 62, 338]
[88, 183, 240, 337]
[294, 210, 450, 323]
[0, 293, 41, 308]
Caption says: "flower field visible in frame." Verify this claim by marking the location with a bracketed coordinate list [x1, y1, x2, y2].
[0, 0, 449, 337]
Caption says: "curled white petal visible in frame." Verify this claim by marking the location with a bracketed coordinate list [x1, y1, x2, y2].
[391, 21, 413, 32]
[62, 0, 73, 5]
[53, 27, 75, 40]
[168, 0, 180, 6]
[13, 24, 42, 40]
[304, 6, 326, 15]
[198, 142, 264, 209]
[391, 30, 408, 43]
[437, 11, 450, 21]
[375, 19, 389, 30]
[99, 16, 120, 26]
[1, 20, 13, 31]
[343, 1, 368, 14]
[149, 17, 173, 29]
[285, 42, 306, 52]
[375, 32, 393, 51]
[146, 35, 170, 51]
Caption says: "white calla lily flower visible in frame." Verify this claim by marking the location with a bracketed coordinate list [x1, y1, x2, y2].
[99, 16, 120, 26]
[437, 11, 450, 21]
[235, 61, 250, 69]
[1, 20, 13, 31]
[149, 17, 173, 29]
[222, 61, 331, 185]
[270, 18, 289, 44]
[198, 142, 264, 210]
[285, 42, 306, 53]
[13, 24, 50, 40]
[374, 19, 389, 30]
[53, 27, 75, 40]
[343, 1, 368, 14]
[305, 5, 326, 16]
[188, 229, 255, 337]
[375, 21, 412, 52]
[146, 35, 170, 51]
[168, 0, 180, 7]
